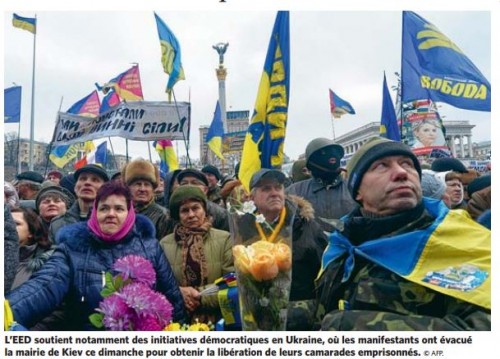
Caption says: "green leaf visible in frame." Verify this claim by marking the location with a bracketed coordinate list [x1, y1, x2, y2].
[113, 275, 124, 291]
[101, 288, 115, 298]
[89, 313, 104, 328]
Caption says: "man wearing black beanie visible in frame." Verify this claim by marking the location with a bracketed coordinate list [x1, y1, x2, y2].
[316, 136, 490, 331]
[286, 138, 355, 232]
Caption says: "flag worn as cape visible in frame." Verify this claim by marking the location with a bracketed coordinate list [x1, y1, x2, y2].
[401, 11, 490, 112]
[206, 101, 225, 160]
[4, 86, 22, 123]
[239, 11, 290, 191]
[379, 73, 401, 141]
[319, 198, 490, 310]
[154, 12, 185, 99]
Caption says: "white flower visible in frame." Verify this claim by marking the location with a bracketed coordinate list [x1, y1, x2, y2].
[255, 214, 266, 224]
[242, 201, 256, 214]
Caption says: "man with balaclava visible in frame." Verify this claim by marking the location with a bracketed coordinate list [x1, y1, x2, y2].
[286, 138, 356, 232]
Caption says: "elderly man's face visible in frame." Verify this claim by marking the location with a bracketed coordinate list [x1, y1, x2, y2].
[251, 179, 285, 221]
[356, 155, 422, 216]
[129, 180, 154, 205]
[445, 178, 464, 207]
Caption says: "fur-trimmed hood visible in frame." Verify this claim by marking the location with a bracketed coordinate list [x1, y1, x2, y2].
[287, 194, 315, 221]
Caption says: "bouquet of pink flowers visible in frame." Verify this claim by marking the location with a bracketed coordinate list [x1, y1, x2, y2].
[89, 255, 174, 331]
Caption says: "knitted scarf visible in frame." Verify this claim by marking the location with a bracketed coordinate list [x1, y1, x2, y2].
[174, 220, 212, 287]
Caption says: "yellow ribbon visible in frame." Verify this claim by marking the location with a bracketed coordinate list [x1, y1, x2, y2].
[255, 207, 287, 243]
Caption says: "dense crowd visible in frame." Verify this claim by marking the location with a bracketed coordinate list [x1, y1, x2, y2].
[4, 136, 491, 331]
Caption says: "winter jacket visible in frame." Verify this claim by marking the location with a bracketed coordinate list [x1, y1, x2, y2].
[467, 187, 491, 220]
[286, 176, 356, 233]
[135, 201, 170, 240]
[11, 244, 54, 290]
[7, 214, 186, 330]
[316, 199, 491, 331]
[160, 228, 234, 322]
[48, 201, 85, 244]
[4, 206, 19, 294]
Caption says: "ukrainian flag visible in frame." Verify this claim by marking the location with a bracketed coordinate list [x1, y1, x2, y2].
[154, 12, 185, 99]
[239, 11, 290, 191]
[206, 101, 225, 160]
[12, 14, 36, 34]
[319, 198, 490, 310]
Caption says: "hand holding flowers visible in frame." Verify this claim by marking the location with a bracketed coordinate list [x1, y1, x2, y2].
[89, 255, 174, 331]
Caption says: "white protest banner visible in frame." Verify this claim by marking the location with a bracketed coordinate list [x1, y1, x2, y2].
[51, 101, 190, 146]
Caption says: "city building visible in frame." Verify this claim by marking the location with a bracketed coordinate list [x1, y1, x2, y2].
[335, 120, 479, 160]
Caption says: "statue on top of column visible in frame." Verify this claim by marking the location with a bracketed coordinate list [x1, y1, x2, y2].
[213, 42, 229, 65]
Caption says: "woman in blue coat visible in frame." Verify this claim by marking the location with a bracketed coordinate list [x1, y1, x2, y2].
[6, 182, 185, 330]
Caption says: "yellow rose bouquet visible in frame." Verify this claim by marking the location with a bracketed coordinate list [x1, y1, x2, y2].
[229, 200, 294, 330]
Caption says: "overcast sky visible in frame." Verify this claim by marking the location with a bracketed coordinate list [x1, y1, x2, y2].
[4, 11, 491, 163]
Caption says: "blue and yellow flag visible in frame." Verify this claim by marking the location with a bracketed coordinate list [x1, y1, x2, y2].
[329, 89, 355, 119]
[50, 92, 100, 168]
[12, 14, 36, 34]
[319, 198, 490, 309]
[379, 73, 401, 141]
[206, 101, 225, 160]
[154, 13, 185, 99]
[239, 11, 290, 191]
[4, 86, 22, 123]
[402, 11, 490, 112]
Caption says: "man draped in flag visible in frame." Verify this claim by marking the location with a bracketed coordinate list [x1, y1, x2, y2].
[379, 73, 401, 141]
[154, 13, 185, 99]
[401, 11, 490, 112]
[50, 91, 101, 169]
[95, 65, 144, 102]
[329, 89, 355, 119]
[206, 101, 225, 160]
[317, 136, 490, 331]
[239, 11, 290, 191]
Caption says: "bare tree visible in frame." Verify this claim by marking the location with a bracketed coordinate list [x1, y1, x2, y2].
[4, 132, 19, 167]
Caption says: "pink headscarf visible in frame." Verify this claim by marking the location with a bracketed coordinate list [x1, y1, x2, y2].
[87, 197, 136, 243]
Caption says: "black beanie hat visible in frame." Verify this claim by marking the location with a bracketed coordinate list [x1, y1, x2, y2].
[169, 185, 207, 220]
[467, 174, 491, 197]
[346, 137, 422, 200]
[431, 158, 468, 173]
[201, 165, 221, 181]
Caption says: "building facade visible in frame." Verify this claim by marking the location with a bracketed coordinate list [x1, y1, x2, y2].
[335, 120, 480, 160]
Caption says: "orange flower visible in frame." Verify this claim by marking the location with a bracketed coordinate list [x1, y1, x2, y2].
[249, 252, 279, 281]
[233, 245, 251, 274]
[251, 240, 275, 252]
[273, 242, 292, 271]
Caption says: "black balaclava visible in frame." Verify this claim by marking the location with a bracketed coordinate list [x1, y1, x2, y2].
[307, 146, 343, 183]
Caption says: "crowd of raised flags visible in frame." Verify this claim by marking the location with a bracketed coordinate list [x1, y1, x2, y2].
[5, 11, 490, 184]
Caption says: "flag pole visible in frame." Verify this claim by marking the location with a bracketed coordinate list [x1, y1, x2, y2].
[107, 137, 119, 171]
[330, 114, 336, 140]
[147, 141, 153, 162]
[171, 89, 192, 168]
[16, 116, 22, 175]
[43, 96, 64, 176]
[28, 14, 37, 171]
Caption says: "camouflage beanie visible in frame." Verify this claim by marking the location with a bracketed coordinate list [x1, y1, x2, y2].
[346, 137, 421, 200]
